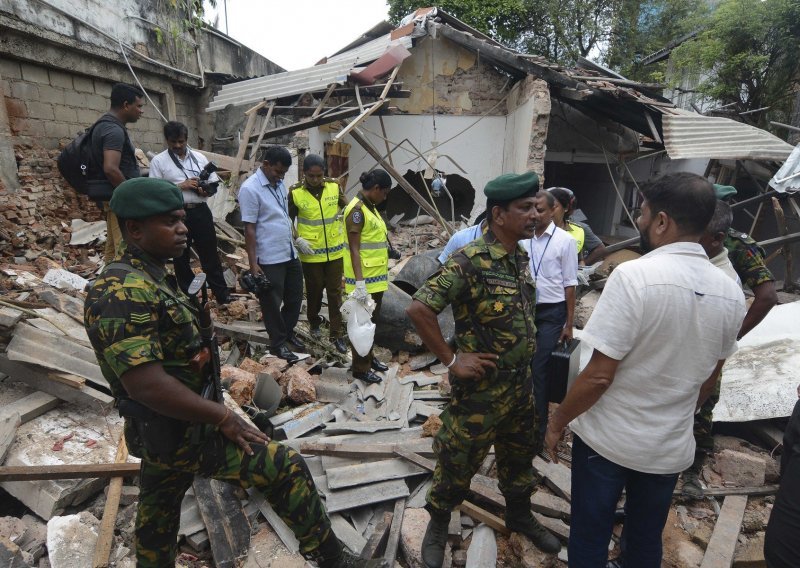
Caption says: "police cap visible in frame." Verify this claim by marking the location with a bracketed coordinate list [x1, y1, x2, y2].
[110, 177, 184, 219]
[484, 171, 540, 201]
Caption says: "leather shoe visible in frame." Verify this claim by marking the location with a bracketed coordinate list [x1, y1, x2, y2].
[353, 370, 383, 384]
[287, 335, 306, 352]
[333, 338, 348, 354]
[371, 357, 389, 372]
[271, 344, 299, 363]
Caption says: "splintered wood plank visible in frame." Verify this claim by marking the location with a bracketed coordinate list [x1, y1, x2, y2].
[326, 458, 426, 490]
[699, 495, 748, 568]
[248, 490, 299, 553]
[300, 439, 434, 460]
[1, 391, 59, 423]
[0, 412, 21, 464]
[92, 438, 128, 567]
[533, 456, 572, 501]
[193, 478, 251, 568]
[360, 511, 392, 560]
[457, 501, 509, 535]
[324, 479, 410, 514]
[383, 498, 405, 563]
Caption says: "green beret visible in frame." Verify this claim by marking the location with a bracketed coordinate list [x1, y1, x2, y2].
[110, 178, 184, 219]
[484, 171, 540, 201]
[713, 184, 737, 201]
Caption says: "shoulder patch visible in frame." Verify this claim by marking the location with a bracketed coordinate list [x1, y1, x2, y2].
[351, 210, 363, 224]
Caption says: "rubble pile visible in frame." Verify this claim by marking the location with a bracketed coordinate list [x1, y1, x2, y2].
[0, 220, 796, 568]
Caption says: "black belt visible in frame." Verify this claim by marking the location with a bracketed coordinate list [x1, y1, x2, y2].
[537, 300, 566, 308]
[183, 202, 207, 210]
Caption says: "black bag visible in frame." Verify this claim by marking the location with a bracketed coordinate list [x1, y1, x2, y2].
[547, 339, 582, 403]
[57, 116, 127, 198]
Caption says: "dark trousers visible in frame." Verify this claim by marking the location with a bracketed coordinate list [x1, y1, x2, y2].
[302, 258, 344, 339]
[531, 301, 567, 434]
[258, 258, 304, 349]
[351, 291, 383, 373]
[173, 203, 229, 301]
[765, 399, 800, 567]
[569, 435, 679, 568]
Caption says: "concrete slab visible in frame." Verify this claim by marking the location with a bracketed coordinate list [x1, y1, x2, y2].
[0, 404, 128, 520]
[46, 512, 99, 568]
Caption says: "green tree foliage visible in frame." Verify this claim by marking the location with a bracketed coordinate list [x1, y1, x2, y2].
[387, 0, 620, 64]
[669, 0, 800, 124]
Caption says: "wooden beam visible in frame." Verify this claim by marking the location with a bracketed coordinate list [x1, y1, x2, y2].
[301, 440, 434, 460]
[312, 83, 338, 119]
[0, 463, 140, 481]
[193, 477, 251, 568]
[0, 412, 20, 464]
[457, 501, 509, 535]
[248, 102, 276, 160]
[360, 511, 392, 560]
[334, 101, 387, 141]
[258, 106, 367, 140]
[91, 438, 128, 568]
[699, 495, 748, 568]
[758, 231, 800, 249]
[347, 127, 454, 235]
[644, 111, 662, 144]
[230, 102, 264, 190]
[383, 498, 405, 563]
[772, 197, 794, 291]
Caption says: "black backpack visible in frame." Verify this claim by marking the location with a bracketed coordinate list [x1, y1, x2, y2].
[57, 116, 123, 195]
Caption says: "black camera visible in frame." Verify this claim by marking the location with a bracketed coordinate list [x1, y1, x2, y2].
[198, 161, 219, 196]
[239, 270, 272, 296]
[388, 241, 402, 260]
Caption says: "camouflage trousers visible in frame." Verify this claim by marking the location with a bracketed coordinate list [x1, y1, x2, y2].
[133, 426, 331, 567]
[427, 367, 540, 512]
[691, 371, 723, 469]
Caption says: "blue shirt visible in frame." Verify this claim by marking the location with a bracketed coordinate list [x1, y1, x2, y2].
[239, 169, 296, 265]
[437, 222, 486, 264]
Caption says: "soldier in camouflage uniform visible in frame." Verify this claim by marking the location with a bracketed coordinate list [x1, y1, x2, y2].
[84, 177, 386, 568]
[682, 184, 778, 499]
[407, 172, 561, 568]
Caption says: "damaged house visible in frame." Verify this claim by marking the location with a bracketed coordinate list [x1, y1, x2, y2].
[1, 3, 800, 568]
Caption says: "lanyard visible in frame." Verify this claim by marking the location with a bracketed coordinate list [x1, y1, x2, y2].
[167, 149, 201, 180]
[267, 183, 289, 220]
[529, 232, 554, 281]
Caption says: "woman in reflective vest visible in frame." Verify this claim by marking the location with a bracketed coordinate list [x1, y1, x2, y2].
[288, 154, 348, 354]
[343, 169, 392, 384]
[548, 187, 607, 265]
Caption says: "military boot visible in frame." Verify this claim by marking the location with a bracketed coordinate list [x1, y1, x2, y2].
[681, 454, 706, 500]
[505, 500, 561, 553]
[422, 508, 450, 568]
[305, 535, 388, 568]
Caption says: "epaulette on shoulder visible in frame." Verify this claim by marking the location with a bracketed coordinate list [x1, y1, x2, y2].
[351, 200, 363, 210]
[324, 177, 340, 184]
[728, 228, 755, 243]
[288, 181, 303, 191]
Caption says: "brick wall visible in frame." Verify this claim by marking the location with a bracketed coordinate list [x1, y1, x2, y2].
[1, 58, 167, 154]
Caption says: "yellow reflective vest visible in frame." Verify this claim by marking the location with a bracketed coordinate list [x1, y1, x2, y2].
[292, 181, 345, 263]
[343, 197, 389, 294]
[565, 221, 585, 256]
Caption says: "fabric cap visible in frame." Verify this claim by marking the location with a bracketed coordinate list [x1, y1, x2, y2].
[713, 184, 737, 201]
[484, 171, 540, 201]
[110, 177, 184, 219]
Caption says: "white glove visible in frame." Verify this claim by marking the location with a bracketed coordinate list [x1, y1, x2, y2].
[352, 280, 369, 304]
[294, 237, 314, 255]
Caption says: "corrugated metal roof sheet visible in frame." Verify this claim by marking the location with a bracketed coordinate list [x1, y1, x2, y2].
[663, 113, 794, 161]
[769, 144, 800, 193]
[206, 35, 412, 112]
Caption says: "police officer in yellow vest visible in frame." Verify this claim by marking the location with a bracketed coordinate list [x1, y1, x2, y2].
[343, 169, 393, 384]
[289, 155, 349, 354]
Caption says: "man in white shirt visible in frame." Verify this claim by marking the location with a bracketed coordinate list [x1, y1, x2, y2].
[523, 190, 578, 434]
[437, 211, 487, 264]
[239, 146, 305, 363]
[544, 173, 745, 568]
[148, 121, 229, 304]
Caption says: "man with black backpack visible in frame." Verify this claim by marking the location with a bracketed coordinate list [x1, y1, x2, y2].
[89, 83, 145, 262]
[149, 121, 230, 304]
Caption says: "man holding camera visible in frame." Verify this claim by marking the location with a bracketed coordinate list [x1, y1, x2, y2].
[149, 121, 230, 304]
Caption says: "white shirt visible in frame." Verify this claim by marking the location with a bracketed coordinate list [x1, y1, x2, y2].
[571, 242, 746, 474]
[148, 149, 220, 204]
[522, 222, 579, 303]
[239, 169, 296, 265]
[710, 249, 742, 287]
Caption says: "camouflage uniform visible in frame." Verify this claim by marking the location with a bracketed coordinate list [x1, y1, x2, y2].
[84, 243, 331, 567]
[413, 230, 538, 512]
[693, 229, 775, 457]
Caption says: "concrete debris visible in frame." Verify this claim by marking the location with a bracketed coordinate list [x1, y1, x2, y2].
[221, 365, 256, 406]
[712, 450, 767, 487]
[283, 366, 317, 405]
[421, 414, 443, 438]
[506, 532, 558, 568]
[46, 512, 100, 568]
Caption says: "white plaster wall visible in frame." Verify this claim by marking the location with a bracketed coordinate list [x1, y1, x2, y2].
[310, 114, 508, 221]
[503, 96, 536, 174]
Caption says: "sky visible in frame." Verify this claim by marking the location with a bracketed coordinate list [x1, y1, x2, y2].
[204, 0, 391, 71]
